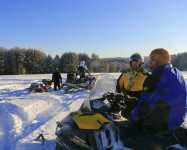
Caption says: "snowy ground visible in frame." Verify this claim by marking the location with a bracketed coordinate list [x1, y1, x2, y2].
[0, 72, 186, 150]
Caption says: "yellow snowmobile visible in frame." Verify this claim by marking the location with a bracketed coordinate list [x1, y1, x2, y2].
[55, 74, 187, 150]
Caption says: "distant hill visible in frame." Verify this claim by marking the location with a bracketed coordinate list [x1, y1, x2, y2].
[102, 57, 129, 63]
[102, 56, 149, 63]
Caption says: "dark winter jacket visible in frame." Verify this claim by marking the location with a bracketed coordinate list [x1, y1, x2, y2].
[116, 66, 150, 99]
[131, 63, 187, 132]
[77, 65, 89, 78]
[52, 71, 62, 83]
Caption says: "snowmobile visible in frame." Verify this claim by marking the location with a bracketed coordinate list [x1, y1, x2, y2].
[27, 79, 52, 93]
[27, 83, 47, 93]
[55, 74, 187, 150]
[62, 74, 97, 94]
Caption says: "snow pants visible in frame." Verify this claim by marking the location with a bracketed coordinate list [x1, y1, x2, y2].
[54, 82, 61, 91]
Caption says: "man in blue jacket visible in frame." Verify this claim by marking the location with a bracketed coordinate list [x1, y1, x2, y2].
[127, 48, 187, 146]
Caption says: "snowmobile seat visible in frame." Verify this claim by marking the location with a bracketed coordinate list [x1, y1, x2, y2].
[42, 79, 52, 86]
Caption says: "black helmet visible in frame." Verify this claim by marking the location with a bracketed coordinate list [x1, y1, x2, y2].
[54, 67, 58, 71]
[129, 53, 144, 63]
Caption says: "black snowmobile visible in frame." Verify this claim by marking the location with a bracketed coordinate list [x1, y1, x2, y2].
[62, 74, 97, 94]
[55, 74, 187, 150]
[27, 79, 52, 93]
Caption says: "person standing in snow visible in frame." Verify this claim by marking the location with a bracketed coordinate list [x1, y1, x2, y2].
[52, 67, 62, 91]
[116, 53, 150, 117]
[76, 61, 90, 80]
[126, 48, 187, 146]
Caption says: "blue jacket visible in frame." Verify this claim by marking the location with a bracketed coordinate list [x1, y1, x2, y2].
[131, 63, 187, 132]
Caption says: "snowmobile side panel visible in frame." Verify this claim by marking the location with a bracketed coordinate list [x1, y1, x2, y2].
[56, 118, 98, 150]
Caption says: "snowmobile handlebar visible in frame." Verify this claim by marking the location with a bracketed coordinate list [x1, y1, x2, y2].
[103, 92, 139, 113]
[103, 92, 127, 112]
[104, 92, 138, 105]
[103, 92, 127, 102]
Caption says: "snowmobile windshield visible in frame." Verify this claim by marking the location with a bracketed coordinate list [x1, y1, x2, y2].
[90, 74, 116, 100]
[82, 74, 116, 111]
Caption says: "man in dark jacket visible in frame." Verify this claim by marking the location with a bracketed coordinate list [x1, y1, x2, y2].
[127, 48, 187, 146]
[52, 67, 62, 91]
[76, 61, 90, 80]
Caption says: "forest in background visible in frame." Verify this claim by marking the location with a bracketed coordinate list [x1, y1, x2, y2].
[0, 47, 186, 75]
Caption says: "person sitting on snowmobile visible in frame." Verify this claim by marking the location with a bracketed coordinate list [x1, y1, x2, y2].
[116, 53, 150, 117]
[52, 67, 62, 91]
[124, 48, 187, 146]
[76, 60, 90, 80]
[66, 72, 77, 83]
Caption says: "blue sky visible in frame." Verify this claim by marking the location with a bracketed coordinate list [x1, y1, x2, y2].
[0, 0, 187, 58]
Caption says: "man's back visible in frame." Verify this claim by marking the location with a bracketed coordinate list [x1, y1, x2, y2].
[52, 71, 61, 82]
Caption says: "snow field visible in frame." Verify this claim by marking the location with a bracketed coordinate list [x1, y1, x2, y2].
[0, 72, 186, 150]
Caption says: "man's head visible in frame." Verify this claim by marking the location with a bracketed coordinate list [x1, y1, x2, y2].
[80, 60, 85, 66]
[54, 67, 58, 72]
[149, 48, 171, 71]
[129, 53, 144, 70]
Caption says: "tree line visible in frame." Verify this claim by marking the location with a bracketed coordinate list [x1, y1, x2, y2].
[0, 47, 186, 75]
[0, 47, 114, 75]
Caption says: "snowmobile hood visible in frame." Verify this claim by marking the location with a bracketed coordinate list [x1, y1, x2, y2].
[73, 112, 109, 129]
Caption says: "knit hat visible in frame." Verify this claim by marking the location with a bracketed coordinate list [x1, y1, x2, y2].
[149, 48, 171, 70]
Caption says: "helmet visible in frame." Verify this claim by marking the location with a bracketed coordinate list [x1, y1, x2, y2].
[54, 67, 58, 71]
[80, 61, 85, 66]
[129, 53, 144, 63]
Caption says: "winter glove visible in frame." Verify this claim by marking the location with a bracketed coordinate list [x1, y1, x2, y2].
[123, 95, 138, 107]
[103, 92, 126, 111]
[120, 95, 138, 119]
[103, 92, 115, 98]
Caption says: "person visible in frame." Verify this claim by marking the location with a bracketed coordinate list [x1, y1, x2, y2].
[116, 53, 150, 99]
[126, 48, 187, 146]
[52, 67, 62, 91]
[66, 72, 77, 83]
[116, 53, 150, 117]
[76, 61, 90, 80]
